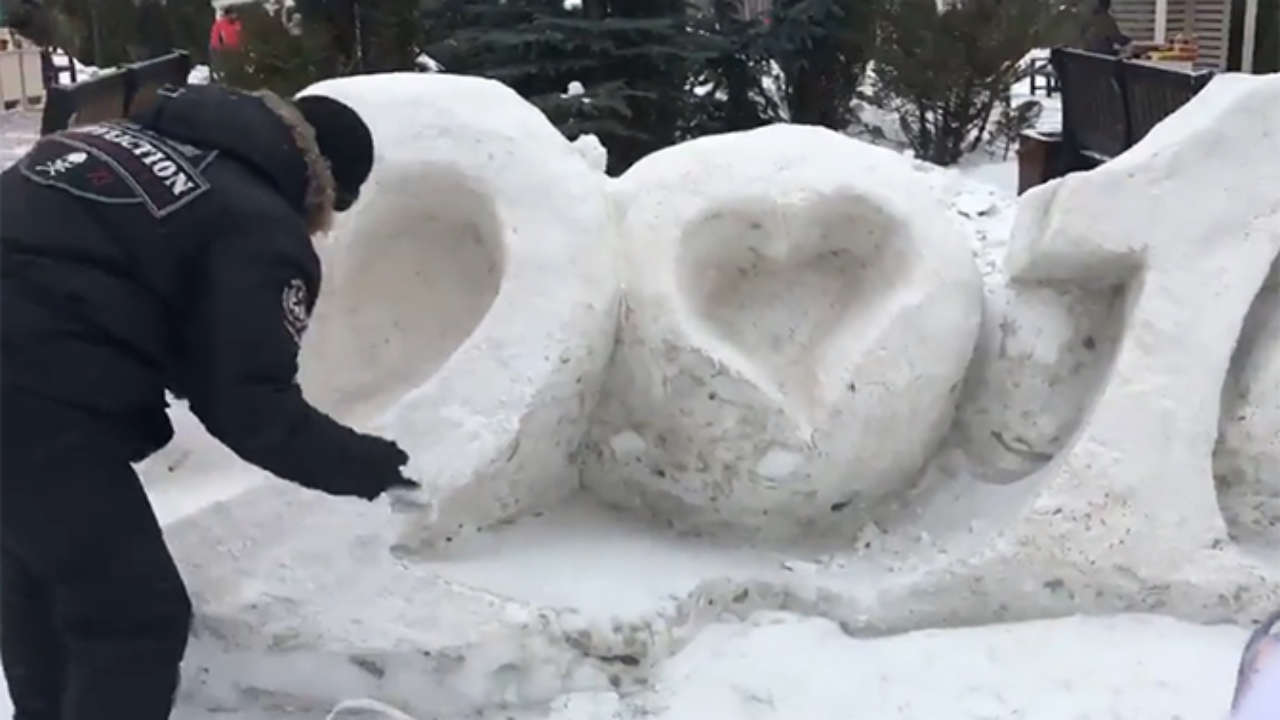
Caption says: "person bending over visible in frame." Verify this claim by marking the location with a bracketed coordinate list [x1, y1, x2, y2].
[0, 84, 417, 720]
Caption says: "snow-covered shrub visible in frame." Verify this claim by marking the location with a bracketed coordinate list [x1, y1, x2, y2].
[869, 0, 1065, 166]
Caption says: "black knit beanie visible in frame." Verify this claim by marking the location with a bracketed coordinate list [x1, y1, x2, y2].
[294, 95, 374, 212]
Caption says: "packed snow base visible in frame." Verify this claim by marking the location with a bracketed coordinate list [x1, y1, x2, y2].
[5, 70, 1278, 717]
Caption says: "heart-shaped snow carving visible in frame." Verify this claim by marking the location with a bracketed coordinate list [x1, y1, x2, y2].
[583, 125, 981, 539]
[676, 194, 914, 428]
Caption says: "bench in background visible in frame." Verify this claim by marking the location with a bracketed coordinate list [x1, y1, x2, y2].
[40, 50, 190, 135]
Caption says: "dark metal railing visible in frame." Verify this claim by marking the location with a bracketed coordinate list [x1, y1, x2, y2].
[40, 50, 191, 136]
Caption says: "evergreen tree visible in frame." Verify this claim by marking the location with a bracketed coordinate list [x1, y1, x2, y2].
[222, 2, 345, 95]
[683, 0, 781, 136]
[764, 0, 877, 129]
[294, 0, 360, 69]
[359, 0, 427, 71]
[45, 0, 140, 66]
[165, 0, 216, 64]
[292, 0, 424, 73]
[423, 0, 721, 173]
[136, 0, 175, 59]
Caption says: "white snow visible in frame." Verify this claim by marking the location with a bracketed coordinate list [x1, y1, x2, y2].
[569, 133, 608, 173]
[540, 613, 1248, 720]
[294, 73, 618, 552]
[586, 124, 981, 539]
[0, 109, 39, 169]
[1004, 72, 1280, 557]
[188, 64, 213, 85]
[0, 611, 1255, 719]
[3, 69, 1278, 720]
[414, 53, 444, 73]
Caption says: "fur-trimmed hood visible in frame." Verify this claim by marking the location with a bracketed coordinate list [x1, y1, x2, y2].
[130, 84, 336, 234]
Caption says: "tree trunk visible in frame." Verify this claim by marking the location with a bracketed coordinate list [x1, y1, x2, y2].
[88, 0, 102, 66]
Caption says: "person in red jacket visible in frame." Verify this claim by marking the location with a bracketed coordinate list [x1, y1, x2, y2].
[208, 7, 243, 80]
[209, 7, 243, 52]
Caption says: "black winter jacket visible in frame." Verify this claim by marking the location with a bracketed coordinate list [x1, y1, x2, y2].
[1, 85, 406, 496]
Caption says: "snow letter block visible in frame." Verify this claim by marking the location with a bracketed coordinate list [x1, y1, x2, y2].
[294, 74, 618, 550]
[583, 125, 982, 538]
[950, 73, 1280, 608]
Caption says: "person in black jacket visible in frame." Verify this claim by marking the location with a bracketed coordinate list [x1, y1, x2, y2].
[0, 84, 417, 719]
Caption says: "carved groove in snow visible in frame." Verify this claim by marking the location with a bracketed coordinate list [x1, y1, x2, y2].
[300, 166, 504, 424]
[1216, 255, 1280, 549]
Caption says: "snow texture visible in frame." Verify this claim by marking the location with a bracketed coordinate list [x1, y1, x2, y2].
[583, 124, 981, 539]
[293, 73, 618, 553]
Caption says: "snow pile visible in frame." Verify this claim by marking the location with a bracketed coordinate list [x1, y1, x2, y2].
[188, 64, 213, 85]
[584, 124, 981, 539]
[570, 133, 607, 173]
[414, 53, 444, 73]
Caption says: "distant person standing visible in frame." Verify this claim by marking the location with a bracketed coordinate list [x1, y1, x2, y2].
[208, 6, 243, 79]
[1080, 0, 1132, 56]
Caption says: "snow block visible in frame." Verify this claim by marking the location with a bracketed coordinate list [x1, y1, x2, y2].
[868, 73, 1280, 618]
[293, 74, 618, 550]
[1001, 73, 1280, 558]
[582, 125, 982, 538]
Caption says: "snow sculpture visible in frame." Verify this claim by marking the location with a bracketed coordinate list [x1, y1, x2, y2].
[1000, 73, 1280, 558]
[582, 125, 983, 538]
[294, 73, 618, 550]
[870, 73, 1280, 625]
[162, 74, 1280, 720]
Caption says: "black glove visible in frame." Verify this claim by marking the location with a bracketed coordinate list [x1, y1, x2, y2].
[331, 437, 420, 501]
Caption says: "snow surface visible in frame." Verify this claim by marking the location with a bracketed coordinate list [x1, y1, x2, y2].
[188, 64, 213, 85]
[530, 613, 1248, 720]
[0, 612, 1254, 719]
[0, 109, 39, 169]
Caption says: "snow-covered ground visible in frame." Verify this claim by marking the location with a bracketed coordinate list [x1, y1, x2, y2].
[522, 613, 1248, 720]
[0, 109, 39, 169]
[16, 609, 1240, 720]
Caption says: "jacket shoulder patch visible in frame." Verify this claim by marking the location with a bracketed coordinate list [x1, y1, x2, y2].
[282, 278, 311, 346]
[19, 121, 217, 219]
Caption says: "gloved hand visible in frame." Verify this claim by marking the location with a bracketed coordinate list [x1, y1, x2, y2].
[330, 437, 419, 501]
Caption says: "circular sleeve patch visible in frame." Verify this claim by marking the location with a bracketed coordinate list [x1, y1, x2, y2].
[282, 278, 311, 345]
